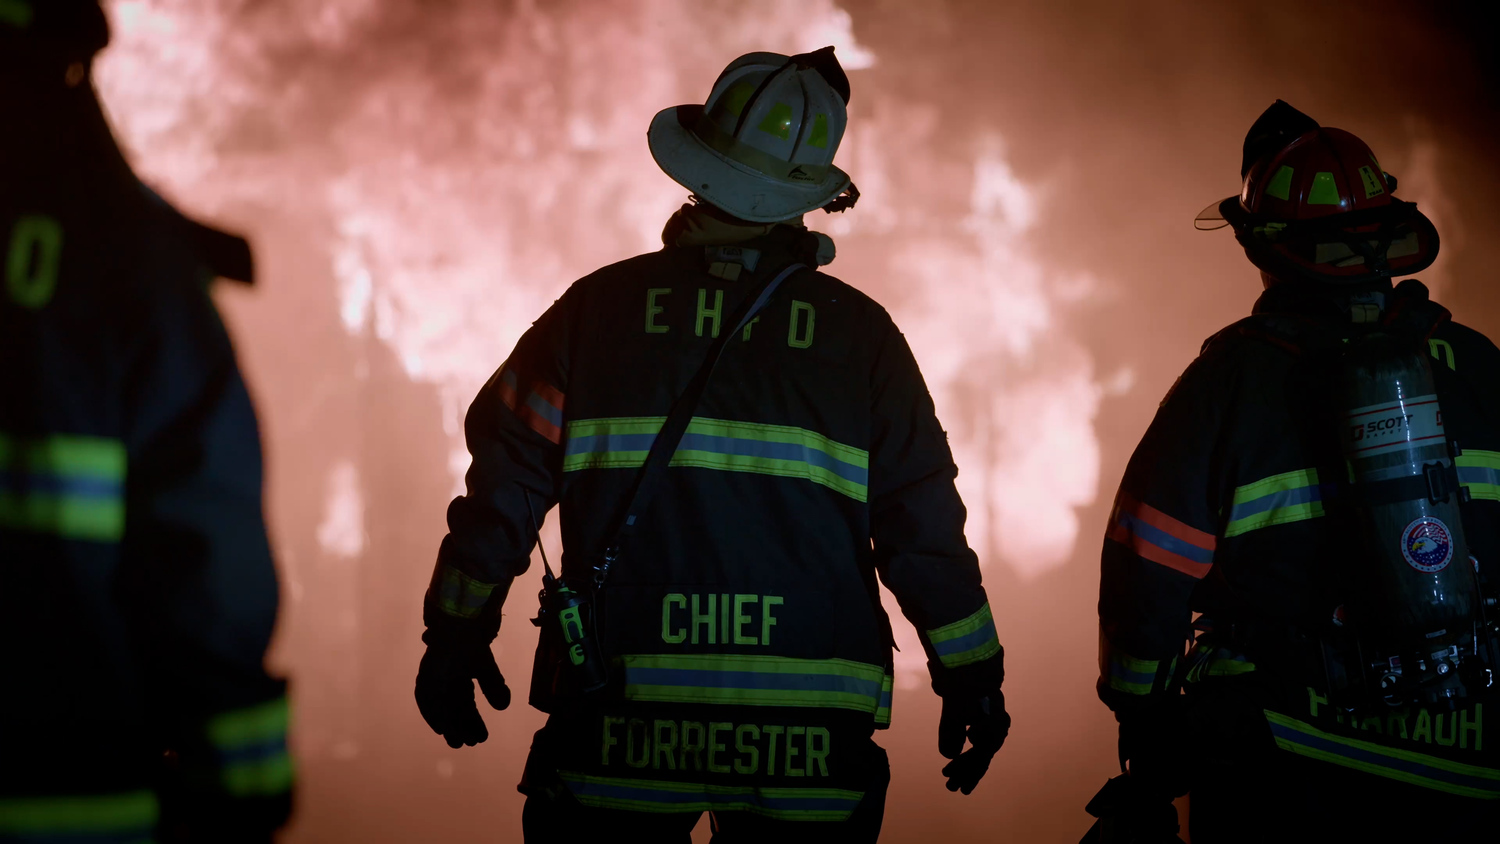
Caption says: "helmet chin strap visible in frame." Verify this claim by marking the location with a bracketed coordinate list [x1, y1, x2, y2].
[819, 181, 859, 214]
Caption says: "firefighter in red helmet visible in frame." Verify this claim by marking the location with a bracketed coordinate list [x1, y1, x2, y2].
[1082, 101, 1500, 843]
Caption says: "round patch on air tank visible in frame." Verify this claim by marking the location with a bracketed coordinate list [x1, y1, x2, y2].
[1401, 517, 1454, 573]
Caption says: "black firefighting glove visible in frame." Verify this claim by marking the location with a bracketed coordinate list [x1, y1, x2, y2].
[415, 627, 511, 748]
[938, 690, 1010, 794]
[1080, 698, 1190, 843]
[1080, 774, 1184, 844]
[1116, 699, 1190, 802]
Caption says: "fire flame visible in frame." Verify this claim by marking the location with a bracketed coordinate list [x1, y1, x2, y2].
[97, 0, 1104, 583]
[93, 0, 1110, 786]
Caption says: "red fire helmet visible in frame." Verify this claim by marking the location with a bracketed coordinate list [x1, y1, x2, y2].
[1197, 100, 1439, 285]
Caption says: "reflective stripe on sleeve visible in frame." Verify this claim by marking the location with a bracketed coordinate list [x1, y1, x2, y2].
[925, 603, 1002, 669]
[1224, 469, 1329, 538]
[0, 432, 126, 542]
[619, 654, 889, 716]
[1106, 491, 1215, 579]
[558, 772, 864, 821]
[433, 563, 500, 620]
[1457, 450, 1500, 502]
[1183, 644, 1255, 684]
[874, 671, 893, 727]
[205, 696, 294, 798]
[1265, 710, 1500, 799]
[0, 790, 158, 838]
[498, 368, 565, 444]
[564, 417, 869, 502]
[1099, 633, 1171, 696]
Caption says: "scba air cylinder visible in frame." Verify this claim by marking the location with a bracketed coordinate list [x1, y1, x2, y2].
[1340, 334, 1476, 667]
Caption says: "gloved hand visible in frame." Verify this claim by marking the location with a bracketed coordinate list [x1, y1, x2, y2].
[415, 637, 510, 748]
[938, 690, 1010, 794]
[1117, 700, 1189, 802]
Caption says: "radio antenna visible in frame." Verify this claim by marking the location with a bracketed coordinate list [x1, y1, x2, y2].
[523, 490, 558, 584]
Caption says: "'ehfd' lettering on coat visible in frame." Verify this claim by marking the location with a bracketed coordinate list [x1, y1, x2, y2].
[644, 288, 815, 348]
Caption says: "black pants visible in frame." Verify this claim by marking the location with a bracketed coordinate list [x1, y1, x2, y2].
[1191, 751, 1500, 843]
[520, 744, 889, 844]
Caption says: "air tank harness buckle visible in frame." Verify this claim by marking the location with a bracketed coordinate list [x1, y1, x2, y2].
[1350, 458, 1469, 508]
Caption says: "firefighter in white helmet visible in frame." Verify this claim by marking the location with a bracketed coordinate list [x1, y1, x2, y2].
[415, 47, 1010, 842]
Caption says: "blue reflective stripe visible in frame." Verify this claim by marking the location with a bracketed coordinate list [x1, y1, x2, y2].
[627, 667, 882, 698]
[216, 737, 289, 768]
[679, 433, 867, 485]
[1115, 512, 1214, 565]
[565, 418, 868, 501]
[1108, 661, 1156, 686]
[566, 432, 868, 486]
[0, 830, 154, 841]
[558, 772, 864, 820]
[524, 391, 564, 428]
[1458, 466, 1500, 486]
[1268, 717, 1500, 796]
[0, 472, 123, 499]
[930, 624, 998, 659]
[571, 780, 857, 812]
[565, 433, 647, 455]
[1228, 483, 1328, 523]
[1099, 633, 1163, 696]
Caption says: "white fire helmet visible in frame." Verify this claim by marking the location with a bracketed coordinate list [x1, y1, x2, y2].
[649, 47, 856, 223]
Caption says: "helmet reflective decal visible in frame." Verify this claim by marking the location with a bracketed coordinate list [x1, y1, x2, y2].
[1266, 165, 1294, 201]
[757, 103, 795, 140]
[1359, 166, 1385, 198]
[722, 82, 757, 118]
[807, 114, 830, 149]
[1308, 171, 1342, 205]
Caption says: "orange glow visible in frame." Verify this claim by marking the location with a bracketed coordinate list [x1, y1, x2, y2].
[92, 1, 1499, 841]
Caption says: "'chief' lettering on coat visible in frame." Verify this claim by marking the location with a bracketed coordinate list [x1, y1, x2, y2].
[662, 593, 782, 645]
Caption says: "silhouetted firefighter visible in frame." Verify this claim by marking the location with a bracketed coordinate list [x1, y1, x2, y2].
[414, 47, 1011, 842]
[0, 3, 292, 842]
[1083, 101, 1500, 843]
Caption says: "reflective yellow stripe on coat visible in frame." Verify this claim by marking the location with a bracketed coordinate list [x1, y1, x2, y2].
[0, 432, 126, 542]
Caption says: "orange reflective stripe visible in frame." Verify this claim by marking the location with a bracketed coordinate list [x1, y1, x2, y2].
[497, 368, 565, 444]
[1108, 492, 1215, 579]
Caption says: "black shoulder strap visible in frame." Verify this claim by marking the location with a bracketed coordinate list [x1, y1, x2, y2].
[592, 261, 809, 587]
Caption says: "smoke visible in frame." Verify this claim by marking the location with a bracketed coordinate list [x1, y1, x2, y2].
[97, 0, 1106, 579]
[88, 0, 1500, 841]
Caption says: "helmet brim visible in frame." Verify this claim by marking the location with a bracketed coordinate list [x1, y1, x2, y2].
[648, 105, 851, 224]
[1211, 195, 1440, 284]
